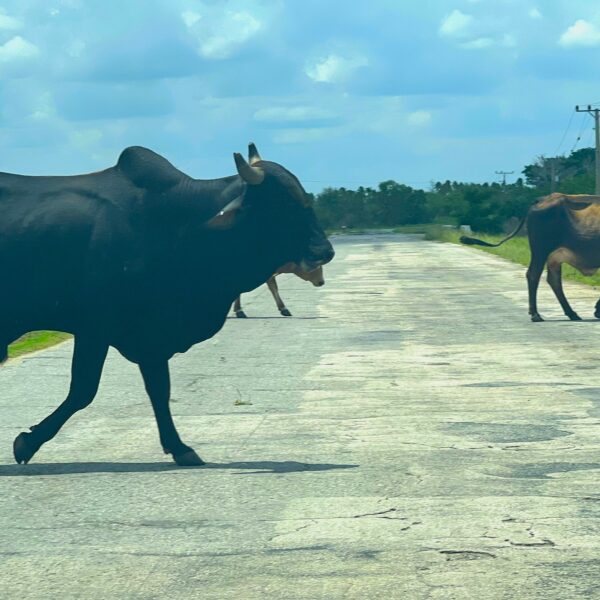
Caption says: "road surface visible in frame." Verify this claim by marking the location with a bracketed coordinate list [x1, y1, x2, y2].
[2, 234, 600, 599]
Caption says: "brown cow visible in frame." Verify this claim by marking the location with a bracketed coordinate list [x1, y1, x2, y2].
[461, 193, 600, 322]
[233, 264, 324, 317]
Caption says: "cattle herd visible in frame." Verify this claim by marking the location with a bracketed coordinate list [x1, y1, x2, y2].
[4, 143, 600, 467]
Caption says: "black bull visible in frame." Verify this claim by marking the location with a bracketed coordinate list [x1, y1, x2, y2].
[461, 193, 600, 322]
[3, 144, 334, 466]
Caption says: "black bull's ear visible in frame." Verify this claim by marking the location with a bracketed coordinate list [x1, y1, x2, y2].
[205, 195, 243, 230]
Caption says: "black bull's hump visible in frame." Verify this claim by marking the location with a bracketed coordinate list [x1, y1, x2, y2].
[0, 146, 332, 363]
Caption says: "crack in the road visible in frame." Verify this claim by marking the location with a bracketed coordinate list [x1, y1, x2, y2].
[439, 549, 497, 560]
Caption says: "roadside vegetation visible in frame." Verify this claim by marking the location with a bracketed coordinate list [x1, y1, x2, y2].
[424, 226, 600, 287]
[8, 331, 71, 360]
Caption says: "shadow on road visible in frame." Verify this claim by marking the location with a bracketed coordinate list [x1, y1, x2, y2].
[226, 316, 325, 320]
[0, 460, 358, 476]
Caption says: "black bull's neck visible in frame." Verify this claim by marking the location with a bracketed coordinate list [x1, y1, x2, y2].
[110, 177, 304, 362]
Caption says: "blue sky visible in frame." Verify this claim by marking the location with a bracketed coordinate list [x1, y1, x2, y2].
[1, 0, 600, 192]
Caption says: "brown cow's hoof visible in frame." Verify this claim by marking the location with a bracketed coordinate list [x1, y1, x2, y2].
[173, 449, 205, 467]
[280, 308, 292, 317]
[531, 314, 544, 322]
[13, 432, 40, 464]
[235, 310, 247, 318]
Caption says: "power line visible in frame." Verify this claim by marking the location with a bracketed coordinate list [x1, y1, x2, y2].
[570, 111, 589, 153]
[553, 108, 575, 156]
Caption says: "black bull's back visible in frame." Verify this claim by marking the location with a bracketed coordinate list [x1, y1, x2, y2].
[0, 170, 131, 339]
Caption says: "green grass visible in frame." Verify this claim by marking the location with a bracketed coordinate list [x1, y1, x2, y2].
[425, 226, 600, 287]
[8, 331, 71, 360]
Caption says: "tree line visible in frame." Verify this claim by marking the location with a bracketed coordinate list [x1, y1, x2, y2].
[313, 148, 595, 234]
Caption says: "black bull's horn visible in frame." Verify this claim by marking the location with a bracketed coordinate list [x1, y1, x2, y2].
[234, 152, 264, 185]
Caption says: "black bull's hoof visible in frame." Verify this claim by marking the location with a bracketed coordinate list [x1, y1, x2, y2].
[280, 308, 292, 317]
[13, 431, 42, 464]
[235, 310, 247, 318]
[173, 449, 205, 467]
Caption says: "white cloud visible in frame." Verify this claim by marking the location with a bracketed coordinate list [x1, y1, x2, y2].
[529, 8, 542, 19]
[254, 106, 335, 122]
[67, 39, 85, 58]
[305, 54, 368, 84]
[461, 33, 516, 50]
[439, 10, 473, 38]
[407, 110, 431, 126]
[0, 36, 39, 63]
[181, 10, 201, 28]
[461, 37, 494, 49]
[0, 11, 21, 30]
[559, 19, 600, 47]
[183, 9, 262, 59]
[501, 33, 517, 48]
[30, 92, 56, 121]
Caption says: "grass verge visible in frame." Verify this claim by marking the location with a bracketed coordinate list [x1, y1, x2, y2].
[8, 331, 71, 360]
[425, 225, 600, 287]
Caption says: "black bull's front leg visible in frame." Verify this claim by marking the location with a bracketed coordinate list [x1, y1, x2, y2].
[13, 334, 204, 466]
[13, 335, 109, 464]
[139, 359, 204, 466]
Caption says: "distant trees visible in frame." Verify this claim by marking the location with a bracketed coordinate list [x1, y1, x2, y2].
[315, 182, 428, 229]
[314, 146, 596, 234]
[522, 148, 594, 194]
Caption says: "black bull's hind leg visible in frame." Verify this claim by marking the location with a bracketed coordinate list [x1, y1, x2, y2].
[546, 259, 581, 321]
[13, 335, 109, 464]
[139, 360, 204, 466]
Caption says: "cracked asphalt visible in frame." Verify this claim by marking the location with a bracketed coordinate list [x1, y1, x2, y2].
[2, 233, 600, 599]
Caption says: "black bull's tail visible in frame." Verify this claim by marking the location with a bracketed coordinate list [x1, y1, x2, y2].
[459, 214, 527, 248]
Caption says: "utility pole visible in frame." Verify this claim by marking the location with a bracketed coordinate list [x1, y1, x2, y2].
[550, 158, 557, 193]
[575, 104, 600, 194]
[495, 170, 514, 186]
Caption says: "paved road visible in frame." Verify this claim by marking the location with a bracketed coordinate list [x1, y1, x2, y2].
[2, 234, 600, 599]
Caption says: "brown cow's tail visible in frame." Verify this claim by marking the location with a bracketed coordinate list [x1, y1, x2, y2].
[459, 214, 527, 248]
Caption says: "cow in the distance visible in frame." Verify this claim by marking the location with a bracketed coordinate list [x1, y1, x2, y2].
[4, 143, 334, 466]
[461, 193, 600, 322]
[233, 264, 324, 318]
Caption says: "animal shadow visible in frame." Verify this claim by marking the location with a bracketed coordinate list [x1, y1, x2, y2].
[0, 459, 358, 477]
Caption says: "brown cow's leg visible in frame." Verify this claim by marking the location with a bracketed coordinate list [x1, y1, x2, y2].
[546, 260, 581, 320]
[13, 335, 109, 464]
[526, 255, 547, 322]
[139, 359, 204, 466]
[267, 276, 292, 316]
[233, 296, 247, 318]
